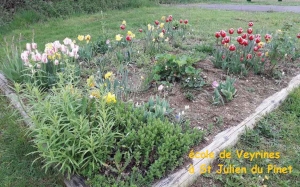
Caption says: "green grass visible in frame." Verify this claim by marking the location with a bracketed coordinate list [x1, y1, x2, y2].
[0, 94, 63, 187]
[192, 87, 300, 187]
[1, 6, 300, 66]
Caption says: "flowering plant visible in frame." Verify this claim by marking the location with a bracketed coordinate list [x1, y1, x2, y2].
[20, 38, 80, 89]
[213, 22, 272, 75]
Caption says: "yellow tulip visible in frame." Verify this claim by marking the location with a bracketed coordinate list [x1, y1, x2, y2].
[161, 16, 166, 21]
[122, 20, 126, 25]
[90, 89, 101, 98]
[159, 32, 164, 38]
[87, 75, 96, 88]
[78, 35, 84, 41]
[85, 35, 91, 43]
[104, 92, 117, 103]
[265, 52, 269, 57]
[159, 23, 164, 29]
[115, 34, 123, 41]
[104, 71, 113, 79]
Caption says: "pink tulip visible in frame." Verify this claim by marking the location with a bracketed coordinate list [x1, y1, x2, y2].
[158, 85, 164, 91]
[21, 51, 28, 61]
[54, 60, 59, 65]
[35, 53, 42, 61]
[26, 43, 31, 51]
[32, 43, 37, 50]
[212, 81, 219, 89]
[60, 45, 67, 53]
[41, 53, 48, 63]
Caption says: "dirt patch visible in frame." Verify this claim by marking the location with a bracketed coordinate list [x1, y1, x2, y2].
[129, 58, 300, 151]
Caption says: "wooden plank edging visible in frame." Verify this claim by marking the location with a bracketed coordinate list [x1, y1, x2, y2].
[153, 73, 300, 187]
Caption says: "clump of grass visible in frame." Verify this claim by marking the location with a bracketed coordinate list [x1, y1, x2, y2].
[0, 95, 63, 186]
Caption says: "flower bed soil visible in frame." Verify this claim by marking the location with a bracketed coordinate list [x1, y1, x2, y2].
[130, 58, 300, 161]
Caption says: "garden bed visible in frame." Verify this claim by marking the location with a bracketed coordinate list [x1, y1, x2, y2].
[1, 12, 300, 187]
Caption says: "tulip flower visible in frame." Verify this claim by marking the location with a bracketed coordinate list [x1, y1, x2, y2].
[229, 44, 236, 51]
[237, 27, 243, 34]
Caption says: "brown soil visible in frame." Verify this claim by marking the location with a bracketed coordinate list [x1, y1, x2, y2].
[125, 57, 300, 186]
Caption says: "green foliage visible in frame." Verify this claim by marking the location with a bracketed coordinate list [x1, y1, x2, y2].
[212, 77, 237, 105]
[17, 72, 121, 177]
[152, 54, 205, 89]
[184, 91, 195, 101]
[0, 95, 62, 186]
[141, 96, 173, 120]
[16, 66, 204, 186]
[265, 23, 299, 67]
[219, 77, 237, 102]
[0, 37, 29, 83]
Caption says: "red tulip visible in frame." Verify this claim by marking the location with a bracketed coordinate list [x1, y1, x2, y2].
[257, 52, 262, 57]
[221, 39, 226, 45]
[248, 34, 254, 40]
[247, 28, 253, 34]
[222, 55, 226, 59]
[240, 57, 244, 62]
[184, 19, 188, 24]
[265, 34, 272, 42]
[248, 22, 254, 27]
[168, 15, 173, 22]
[215, 32, 221, 38]
[229, 28, 234, 35]
[155, 20, 159, 25]
[253, 46, 259, 52]
[255, 37, 261, 44]
[179, 19, 183, 23]
[241, 33, 247, 39]
[237, 27, 243, 34]
[261, 58, 265, 62]
[139, 29, 143, 32]
[297, 33, 300, 38]
[162, 29, 166, 34]
[223, 36, 230, 43]
[126, 35, 132, 41]
[255, 34, 261, 38]
[229, 44, 236, 51]
[237, 36, 243, 43]
[220, 30, 226, 37]
[120, 24, 126, 30]
[166, 18, 169, 23]
[242, 39, 248, 46]
[246, 54, 252, 60]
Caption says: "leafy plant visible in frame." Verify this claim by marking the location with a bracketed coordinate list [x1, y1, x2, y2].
[184, 91, 195, 101]
[141, 95, 173, 120]
[152, 54, 205, 89]
[1, 36, 29, 83]
[219, 77, 237, 102]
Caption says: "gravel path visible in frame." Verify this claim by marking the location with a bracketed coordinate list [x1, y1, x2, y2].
[172, 4, 300, 13]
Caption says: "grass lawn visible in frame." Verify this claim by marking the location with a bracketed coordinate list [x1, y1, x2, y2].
[192, 87, 300, 187]
[0, 94, 63, 186]
[1, 6, 300, 62]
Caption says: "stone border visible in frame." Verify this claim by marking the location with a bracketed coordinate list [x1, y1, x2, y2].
[1, 73, 300, 187]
